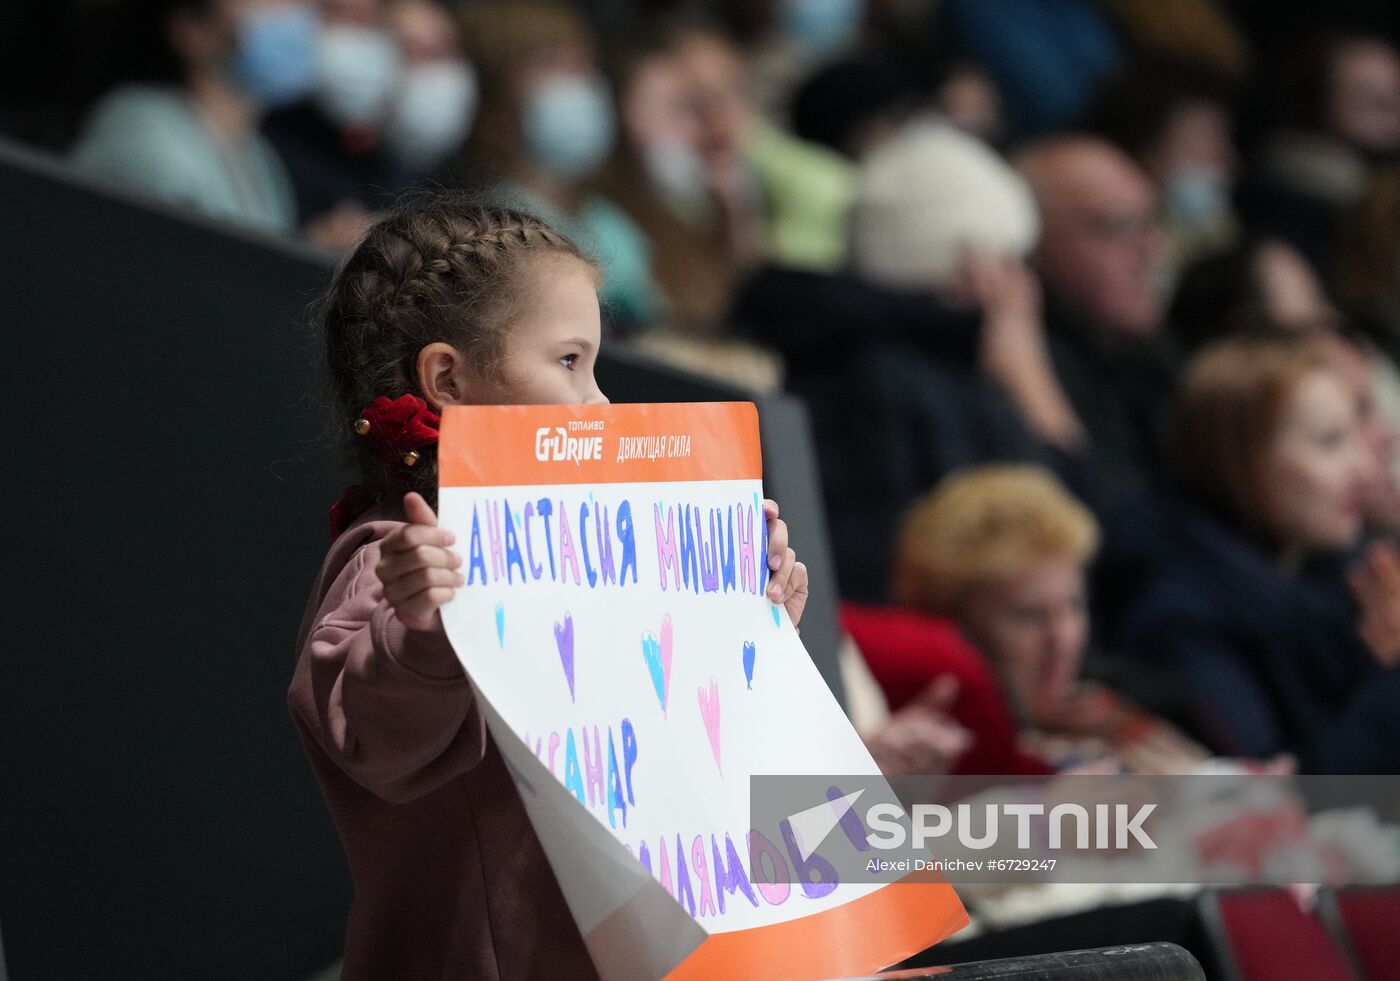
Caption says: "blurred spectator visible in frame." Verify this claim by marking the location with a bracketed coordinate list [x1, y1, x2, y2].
[1087, 65, 1240, 279]
[931, 61, 1005, 147]
[1309, 329, 1400, 536]
[461, 0, 659, 331]
[842, 603, 1051, 777]
[739, 283, 1046, 600]
[851, 122, 1086, 451]
[1336, 165, 1400, 361]
[1111, 337, 1400, 772]
[1015, 136, 1179, 510]
[849, 0, 1005, 145]
[736, 130, 1100, 601]
[892, 466, 1208, 774]
[789, 55, 915, 160]
[1096, 0, 1251, 84]
[850, 122, 1039, 292]
[591, 24, 754, 333]
[1168, 237, 1340, 353]
[671, 22, 854, 272]
[70, 0, 307, 234]
[1167, 239, 1400, 519]
[742, 0, 870, 125]
[1245, 32, 1400, 272]
[381, 0, 476, 174]
[937, 0, 1122, 138]
[1318, 33, 1400, 159]
[735, 157, 1077, 602]
[262, 0, 408, 250]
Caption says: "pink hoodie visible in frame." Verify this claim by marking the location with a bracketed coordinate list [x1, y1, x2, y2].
[288, 505, 599, 981]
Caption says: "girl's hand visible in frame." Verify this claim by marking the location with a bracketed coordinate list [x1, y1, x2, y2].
[376, 492, 465, 632]
[1350, 539, 1400, 668]
[763, 499, 810, 627]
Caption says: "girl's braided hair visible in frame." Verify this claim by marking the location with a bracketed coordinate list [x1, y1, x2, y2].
[319, 193, 594, 503]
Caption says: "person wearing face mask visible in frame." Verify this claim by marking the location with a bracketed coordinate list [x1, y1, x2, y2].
[1085, 66, 1241, 286]
[261, 0, 416, 246]
[589, 35, 746, 334]
[745, 0, 868, 124]
[71, 0, 307, 233]
[460, 0, 660, 332]
[1107, 336, 1400, 773]
[381, 0, 476, 174]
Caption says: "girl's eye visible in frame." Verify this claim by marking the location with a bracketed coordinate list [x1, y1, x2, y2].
[559, 353, 579, 370]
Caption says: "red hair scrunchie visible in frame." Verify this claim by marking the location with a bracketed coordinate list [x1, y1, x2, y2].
[328, 394, 442, 540]
[354, 394, 442, 466]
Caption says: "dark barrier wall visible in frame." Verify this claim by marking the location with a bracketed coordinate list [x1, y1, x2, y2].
[0, 139, 845, 980]
[0, 139, 349, 981]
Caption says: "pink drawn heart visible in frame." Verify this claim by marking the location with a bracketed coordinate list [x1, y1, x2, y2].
[554, 613, 575, 701]
[697, 677, 722, 775]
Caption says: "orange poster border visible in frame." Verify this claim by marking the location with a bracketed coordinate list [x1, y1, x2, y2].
[439, 402, 763, 488]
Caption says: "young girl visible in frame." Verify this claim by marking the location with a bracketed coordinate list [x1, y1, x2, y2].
[288, 196, 809, 981]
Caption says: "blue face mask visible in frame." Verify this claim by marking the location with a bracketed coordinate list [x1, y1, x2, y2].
[780, 0, 865, 58]
[521, 74, 616, 182]
[231, 4, 319, 108]
[1164, 166, 1229, 229]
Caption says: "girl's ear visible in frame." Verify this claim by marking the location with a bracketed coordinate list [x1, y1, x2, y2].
[416, 342, 472, 409]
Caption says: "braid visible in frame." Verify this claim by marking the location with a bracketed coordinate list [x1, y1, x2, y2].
[319, 194, 594, 503]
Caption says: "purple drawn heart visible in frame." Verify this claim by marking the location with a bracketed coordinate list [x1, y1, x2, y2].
[554, 613, 575, 701]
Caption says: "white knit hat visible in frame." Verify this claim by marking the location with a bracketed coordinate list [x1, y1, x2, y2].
[851, 120, 1039, 289]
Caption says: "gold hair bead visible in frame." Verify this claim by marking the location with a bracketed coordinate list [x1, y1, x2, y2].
[403, 450, 421, 467]
[354, 418, 371, 435]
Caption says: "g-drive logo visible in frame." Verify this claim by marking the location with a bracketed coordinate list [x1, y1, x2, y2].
[786, 789, 1158, 861]
[534, 424, 604, 464]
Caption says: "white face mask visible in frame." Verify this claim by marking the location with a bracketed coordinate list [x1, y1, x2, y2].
[385, 61, 478, 171]
[315, 25, 402, 127]
[522, 74, 616, 182]
[642, 137, 708, 204]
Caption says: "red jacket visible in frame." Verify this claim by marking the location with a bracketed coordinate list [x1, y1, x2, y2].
[841, 603, 1051, 776]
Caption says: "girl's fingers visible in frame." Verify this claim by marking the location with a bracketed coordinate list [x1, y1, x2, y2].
[395, 587, 457, 630]
[768, 547, 796, 603]
[784, 560, 809, 626]
[403, 492, 438, 527]
[766, 515, 789, 572]
[377, 545, 462, 582]
[384, 522, 456, 551]
[386, 566, 465, 599]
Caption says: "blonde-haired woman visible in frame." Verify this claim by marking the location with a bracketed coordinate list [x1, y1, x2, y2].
[895, 465, 1206, 773]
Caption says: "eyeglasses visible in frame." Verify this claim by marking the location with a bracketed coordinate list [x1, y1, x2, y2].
[1078, 211, 1158, 241]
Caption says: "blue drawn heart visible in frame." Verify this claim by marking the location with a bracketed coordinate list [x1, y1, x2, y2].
[641, 615, 673, 715]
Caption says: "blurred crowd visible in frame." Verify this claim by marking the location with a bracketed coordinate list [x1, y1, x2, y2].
[8, 0, 1400, 780]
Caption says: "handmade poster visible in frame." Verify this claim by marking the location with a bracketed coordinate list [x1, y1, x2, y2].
[437, 402, 966, 981]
